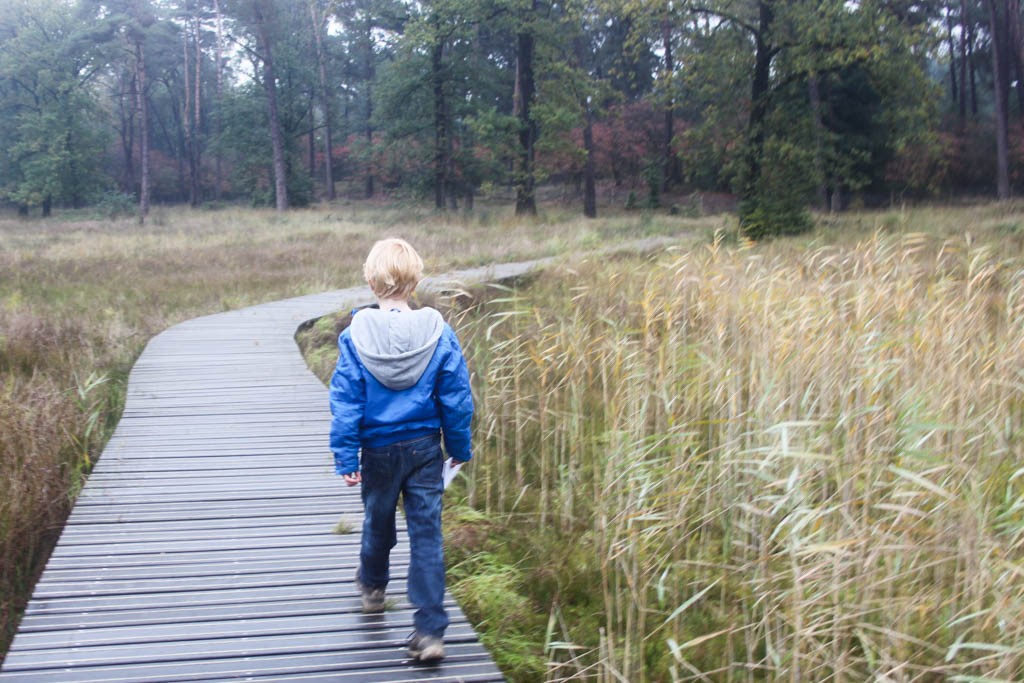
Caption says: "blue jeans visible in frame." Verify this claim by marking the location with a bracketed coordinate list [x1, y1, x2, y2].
[357, 433, 449, 637]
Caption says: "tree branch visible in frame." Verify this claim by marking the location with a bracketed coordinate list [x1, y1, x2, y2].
[225, 32, 263, 63]
[688, 6, 760, 38]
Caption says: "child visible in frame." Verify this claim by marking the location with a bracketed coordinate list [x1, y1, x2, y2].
[329, 238, 473, 663]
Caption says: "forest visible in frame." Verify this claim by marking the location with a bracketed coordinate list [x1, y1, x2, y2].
[0, 0, 1021, 236]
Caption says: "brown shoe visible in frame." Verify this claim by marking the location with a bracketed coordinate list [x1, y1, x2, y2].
[355, 573, 385, 614]
[407, 632, 445, 662]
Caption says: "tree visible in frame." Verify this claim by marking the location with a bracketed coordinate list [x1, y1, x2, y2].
[213, 0, 225, 198]
[513, 0, 540, 216]
[84, 0, 163, 217]
[0, 0, 112, 214]
[333, 0, 403, 199]
[542, 0, 620, 217]
[618, 0, 683, 191]
[678, 0, 935, 237]
[984, 0, 1011, 199]
[221, 0, 290, 210]
[251, 0, 287, 210]
[373, 0, 516, 208]
[179, 0, 205, 207]
[308, 0, 335, 200]
[135, 29, 152, 216]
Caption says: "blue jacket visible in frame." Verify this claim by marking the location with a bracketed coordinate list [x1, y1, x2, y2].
[329, 306, 473, 475]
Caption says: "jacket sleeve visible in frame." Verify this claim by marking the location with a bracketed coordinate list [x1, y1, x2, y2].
[435, 326, 474, 462]
[329, 332, 365, 475]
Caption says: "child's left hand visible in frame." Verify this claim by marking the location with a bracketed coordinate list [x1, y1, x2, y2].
[343, 471, 362, 486]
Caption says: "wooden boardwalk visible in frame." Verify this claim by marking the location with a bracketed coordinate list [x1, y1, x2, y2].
[1, 262, 543, 682]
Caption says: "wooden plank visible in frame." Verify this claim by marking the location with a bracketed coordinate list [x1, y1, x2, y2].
[0, 645, 501, 683]
[16, 586, 460, 633]
[91, 447, 329, 462]
[22, 582, 368, 615]
[40, 547, 367, 574]
[55, 513, 342, 538]
[3, 622, 482, 670]
[12, 607, 470, 651]
[23, 575, 426, 618]
[31, 555, 359, 583]
[46, 523, 354, 551]
[62, 501, 355, 525]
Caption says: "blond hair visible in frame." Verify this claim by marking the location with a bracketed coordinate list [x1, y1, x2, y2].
[363, 238, 424, 299]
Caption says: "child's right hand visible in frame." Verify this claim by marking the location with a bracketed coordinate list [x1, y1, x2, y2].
[343, 471, 362, 486]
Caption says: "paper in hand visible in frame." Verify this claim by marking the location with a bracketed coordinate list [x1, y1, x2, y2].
[442, 457, 463, 490]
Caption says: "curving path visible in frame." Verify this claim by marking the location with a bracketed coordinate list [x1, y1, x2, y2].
[0, 260, 548, 682]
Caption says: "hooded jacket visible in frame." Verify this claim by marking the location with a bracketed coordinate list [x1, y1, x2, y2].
[329, 306, 473, 476]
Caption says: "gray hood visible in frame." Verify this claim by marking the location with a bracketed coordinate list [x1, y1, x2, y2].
[350, 307, 445, 390]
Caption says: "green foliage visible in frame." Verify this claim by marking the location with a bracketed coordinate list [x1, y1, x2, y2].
[444, 511, 561, 681]
[675, 15, 754, 191]
[215, 85, 312, 208]
[92, 191, 137, 219]
[642, 158, 661, 208]
[0, 0, 111, 210]
[369, 0, 522, 203]
[738, 137, 815, 239]
[738, 192, 812, 240]
[624, 190, 637, 210]
[675, 0, 940, 233]
[0, 0, 994, 217]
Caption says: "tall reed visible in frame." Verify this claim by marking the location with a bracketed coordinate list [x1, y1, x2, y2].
[450, 228, 1024, 681]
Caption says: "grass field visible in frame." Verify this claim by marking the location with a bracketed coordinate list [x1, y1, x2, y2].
[0, 201, 705, 661]
[303, 202, 1024, 682]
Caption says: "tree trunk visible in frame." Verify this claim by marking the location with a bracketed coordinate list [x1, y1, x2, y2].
[364, 94, 374, 197]
[985, 0, 1011, 199]
[513, 2, 538, 217]
[809, 74, 829, 212]
[661, 18, 680, 190]
[968, 16, 978, 115]
[135, 40, 150, 217]
[363, 18, 375, 199]
[432, 36, 447, 210]
[255, 2, 289, 211]
[308, 98, 316, 177]
[742, 0, 774, 207]
[309, 0, 335, 200]
[121, 70, 136, 195]
[159, 76, 188, 200]
[182, 15, 201, 207]
[946, 5, 959, 106]
[1009, 0, 1024, 121]
[958, 0, 968, 126]
[583, 98, 596, 218]
[214, 0, 224, 200]
[446, 121, 458, 211]
[183, 17, 192, 203]
[191, 12, 202, 207]
[830, 186, 842, 213]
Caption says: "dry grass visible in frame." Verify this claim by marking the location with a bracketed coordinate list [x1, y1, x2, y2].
[430, 203, 1024, 681]
[0, 201, 703, 660]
